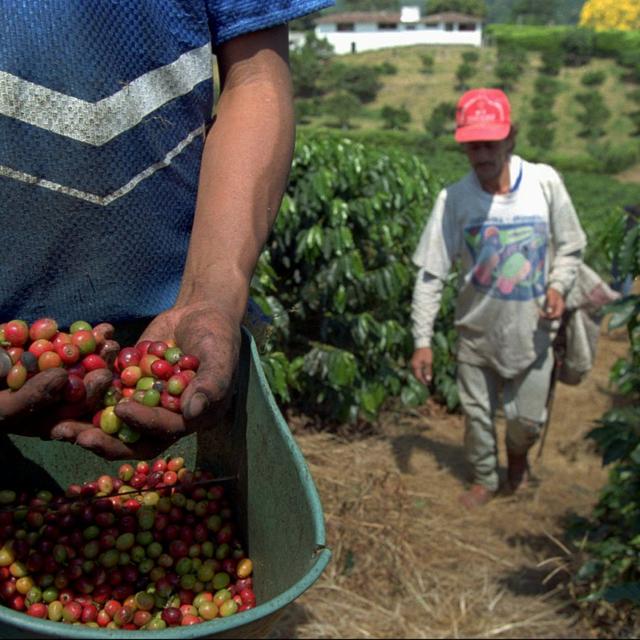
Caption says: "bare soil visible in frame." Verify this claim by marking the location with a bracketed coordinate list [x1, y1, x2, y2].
[267, 322, 631, 639]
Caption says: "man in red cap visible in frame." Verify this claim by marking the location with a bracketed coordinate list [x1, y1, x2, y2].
[410, 88, 587, 508]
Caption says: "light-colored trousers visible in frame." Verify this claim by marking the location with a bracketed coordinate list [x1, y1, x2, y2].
[456, 347, 555, 492]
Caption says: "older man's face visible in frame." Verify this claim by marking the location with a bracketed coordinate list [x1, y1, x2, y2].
[463, 138, 511, 185]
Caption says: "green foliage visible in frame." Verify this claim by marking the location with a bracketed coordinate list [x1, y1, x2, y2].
[510, 0, 555, 25]
[375, 61, 398, 76]
[534, 75, 561, 97]
[575, 90, 610, 138]
[494, 59, 520, 91]
[486, 24, 573, 52]
[253, 135, 457, 424]
[380, 105, 411, 131]
[290, 32, 335, 99]
[585, 141, 640, 174]
[581, 69, 606, 87]
[561, 173, 640, 275]
[486, 0, 583, 24]
[323, 62, 383, 104]
[486, 25, 598, 65]
[424, 101, 457, 140]
[338, 0, 399, 9]
[455, 61, 476, 90]
[539, 47, 563, 75]
[322, 91, 361, 129]
[294, 98, 321, 125]
[420, 53, 435, 75]
[568, 216, 640, 631]
[562, 28, 595, 67]
[526, 120, 555, 151]
[494, 44, 527, 90]
[462, 50, 480, 64]
[527, 68, 558, 152]
[425, 0, 487, 17]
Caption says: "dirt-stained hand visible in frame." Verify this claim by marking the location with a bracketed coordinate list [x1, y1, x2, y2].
[54, 304, 240, 459]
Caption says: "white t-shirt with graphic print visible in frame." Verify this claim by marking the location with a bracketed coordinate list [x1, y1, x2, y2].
[412, 155, 587, 378]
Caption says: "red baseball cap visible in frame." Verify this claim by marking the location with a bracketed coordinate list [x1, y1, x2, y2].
[454, 88, 511, 143]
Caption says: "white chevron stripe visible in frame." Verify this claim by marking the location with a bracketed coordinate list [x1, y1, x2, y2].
[0, 44, 212, 146]
[0, 125, 205, 205]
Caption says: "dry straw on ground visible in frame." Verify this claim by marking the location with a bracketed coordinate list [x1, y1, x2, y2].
[267, 327, 631, 639]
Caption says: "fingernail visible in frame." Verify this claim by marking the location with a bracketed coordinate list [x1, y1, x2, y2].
[186, 392, 209, 419]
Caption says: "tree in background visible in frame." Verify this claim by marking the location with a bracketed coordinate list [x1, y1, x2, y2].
[510, 0, 555, 25]
[322, 62, 383, 104]
[540, 47, 563, 76]
[629, 88, 640, 137]
[575, 90, 611, 138]
[323, 91, 362, 129]
[579, 0, 640, 31]
[290, 32, 335, 99]
[381, 105, 411, 130]
[486, 0, 583, 24]
[455, 61, 476, 90]
[581, 70, 606, 87]
[424, 0, 487, 17]
[336, 0, 400, 10]
[420, 52, 435, 74]
[424, 101, 457, 139]
[562, 28, 595, 67]
[494, 44, 526, 91]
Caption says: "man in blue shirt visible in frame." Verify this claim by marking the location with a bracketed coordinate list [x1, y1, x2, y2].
[0, 1, 332, 458]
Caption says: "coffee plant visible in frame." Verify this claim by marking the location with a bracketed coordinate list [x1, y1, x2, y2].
[251, 135, 458, 424]
[568, 207, 640, 634]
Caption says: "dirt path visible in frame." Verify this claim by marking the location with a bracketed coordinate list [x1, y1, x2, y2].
[267, 323, 630, 639]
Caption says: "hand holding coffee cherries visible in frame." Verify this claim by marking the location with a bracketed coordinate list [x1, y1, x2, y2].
[41, 304, 240, 459]
[0, 319, 118, 440]
[0, 309, 235, 460]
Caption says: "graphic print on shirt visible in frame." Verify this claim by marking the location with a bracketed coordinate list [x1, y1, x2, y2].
[464, 218, 548, 300]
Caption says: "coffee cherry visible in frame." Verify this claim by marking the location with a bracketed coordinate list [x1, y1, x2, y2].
[69, 321, 92, 334]
[82, 354, 108, 372]
[71, 331, 96, 355]
[19, 351, 38, 374]
[99, 407, 122, 435]
[7, 363, 27, 390]
[177, 354, 200, 371]
[56, 343, 80, 366]
[38, 351, 62, 371]
[147, 341, 169, 358]
[4, 320, 29, 347]
[29, 318, 58, 342]
[150, 359, 173, 380]
[63, 376, 86, 404]
[120, 365, 141, 387]
[28, 339, 54, 358]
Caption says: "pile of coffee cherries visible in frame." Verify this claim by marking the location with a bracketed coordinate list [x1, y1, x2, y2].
[0, 318, 200, 444]
[0, 457, 256, 628]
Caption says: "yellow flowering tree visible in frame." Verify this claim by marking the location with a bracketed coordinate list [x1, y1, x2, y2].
[580, 0, 640, 31]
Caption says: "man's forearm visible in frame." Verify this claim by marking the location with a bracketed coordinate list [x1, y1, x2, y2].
[548, 251, 582, 298]
[176, 26, 294, 324]
[411, 270, 444, 348]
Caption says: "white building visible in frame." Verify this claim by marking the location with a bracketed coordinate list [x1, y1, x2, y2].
[311, 6, 483, 54]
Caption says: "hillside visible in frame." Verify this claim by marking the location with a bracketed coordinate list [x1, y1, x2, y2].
[304, 44, 637, 160]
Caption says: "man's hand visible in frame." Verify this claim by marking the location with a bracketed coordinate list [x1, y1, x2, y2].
[411, 347, 433, 386]
[0, 324, 118, 440]
[53, 303, 241, 459]
[541, 287, 565, 320]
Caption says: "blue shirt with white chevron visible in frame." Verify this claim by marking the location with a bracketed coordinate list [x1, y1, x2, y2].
[0, 0, 331, 328]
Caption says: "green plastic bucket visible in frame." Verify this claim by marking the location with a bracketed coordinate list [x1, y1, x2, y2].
[0, 330, 331, 638]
